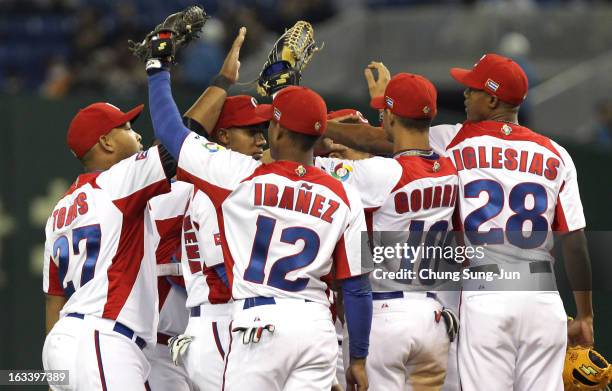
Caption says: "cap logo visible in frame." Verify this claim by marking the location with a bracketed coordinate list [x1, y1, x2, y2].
[385, 96, 394, 108]
[423, 106, 430, 114]
[314, 121, 321, 131]
[273, 107, 281, 121]
[485, 78, 500, 92]
[251, 97, 258, 107]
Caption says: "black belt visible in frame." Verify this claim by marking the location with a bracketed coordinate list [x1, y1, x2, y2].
[67, 313, 146, 350]
[467, 261, 552, 276]
[371, 291, 437, 301]
[157, 332, 172, 346]
[242, 296, 312, 310]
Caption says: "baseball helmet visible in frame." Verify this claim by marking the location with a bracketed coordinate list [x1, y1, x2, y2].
[563, 346, 612, 391]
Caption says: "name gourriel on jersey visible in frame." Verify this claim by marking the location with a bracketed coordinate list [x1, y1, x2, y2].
[253, 182, 340, 224]
[451, 146, 560, 180]
[51, 192, 89, 231]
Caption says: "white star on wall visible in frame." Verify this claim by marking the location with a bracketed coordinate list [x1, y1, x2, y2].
[29, 178, 69, 276]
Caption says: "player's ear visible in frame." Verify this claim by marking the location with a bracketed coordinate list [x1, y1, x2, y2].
[216, 128, 231, 145]
[98, 133, 115, 153]
[387, 110, 396, 127]
[488, 95, 500, 110]
[269, 120, 282, 143]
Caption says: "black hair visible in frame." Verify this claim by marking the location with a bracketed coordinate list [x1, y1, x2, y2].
[395, 116, 432, 131]
[285, 130, 320, 151]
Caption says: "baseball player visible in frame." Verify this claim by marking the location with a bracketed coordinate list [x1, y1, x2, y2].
[322, 55, 594, 391]
[42, 102, 175, 390]
[326, 109, 373, 391]
[144, 28, 373, 390]
[142, 27, 249, 391]
[173, 95, 269, 390]
[316, 74, 460, 390]
[144, 179, 194, 391]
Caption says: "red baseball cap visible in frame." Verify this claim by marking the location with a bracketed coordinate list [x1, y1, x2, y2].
[370, 73, 437, 119]
[67, 102, 144, 158]
[327, 109, 369, 124]
[254, 86, 327, 136]
[213, 95, 270, 133]
[450, 53, 528, 105]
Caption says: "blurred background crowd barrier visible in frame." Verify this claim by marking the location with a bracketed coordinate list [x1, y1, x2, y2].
[0, 0, 610, 376]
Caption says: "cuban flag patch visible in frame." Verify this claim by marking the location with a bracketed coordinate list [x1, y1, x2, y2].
[385, 96, 394, 108]
[485, 78, 500, 92]
[273, 107, 282, 121]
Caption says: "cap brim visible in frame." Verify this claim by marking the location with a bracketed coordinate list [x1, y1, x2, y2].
[253, 104, 274, 121]
[116, 104, 145, 127]
[370, 96, 386, 110]
[450, 68, 480, 90]
[235, 114, 270, 128]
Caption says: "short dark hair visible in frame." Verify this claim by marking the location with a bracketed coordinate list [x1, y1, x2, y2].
[395, 116, 432, 131]
[285, 129, 320, 151]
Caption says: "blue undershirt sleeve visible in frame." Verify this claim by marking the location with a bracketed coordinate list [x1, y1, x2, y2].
[341, 273, 373, 359]
[147, 71, 191, 160]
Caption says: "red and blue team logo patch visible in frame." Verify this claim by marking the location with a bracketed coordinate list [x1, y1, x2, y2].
[135, 150, 148, 160]
[214, 233, 222, 246]
[202, 142, 225, 153]
[485, 78, 500, 92]
[331, 162, 353, 182]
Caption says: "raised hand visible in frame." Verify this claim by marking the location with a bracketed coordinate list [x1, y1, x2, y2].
[364, 61, 391, 99]
[219, 27, 247, 84]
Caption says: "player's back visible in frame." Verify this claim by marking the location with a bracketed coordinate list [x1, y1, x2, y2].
[221, 161, 366, 305]
[317, 154, 460, 291]
[43, 147, 170, 343]
[181, 186, 231, 308]
[146, 180, 193, 336]
[444, 120, 585, 265]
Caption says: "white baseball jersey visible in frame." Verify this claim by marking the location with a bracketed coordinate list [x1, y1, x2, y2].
[146, 181, 193, 336]
[180, 186, 231, 308]
[42, 146, 170, 343]
[430, 120, 586, 263]
[176, 132, 368, 306]
[316, 154, 459, 291]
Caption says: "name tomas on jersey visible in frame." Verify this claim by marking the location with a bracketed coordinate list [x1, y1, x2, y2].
[253, 182, 341, 224]
[52, 192, 89, 231]
[451, 146, 560, 180]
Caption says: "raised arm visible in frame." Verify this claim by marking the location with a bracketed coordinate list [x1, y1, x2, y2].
[325, 121, 392, 155]
[183, 28, 246, 134]
[148, 71, 192, 160]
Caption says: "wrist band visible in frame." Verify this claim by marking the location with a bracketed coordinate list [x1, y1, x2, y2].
[211, 74, 232, 91]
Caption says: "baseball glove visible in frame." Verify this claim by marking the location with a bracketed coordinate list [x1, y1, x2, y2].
[128, 5, 208, 62]
[256, 21, 322, 96]
[563, 346, 612, 391]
